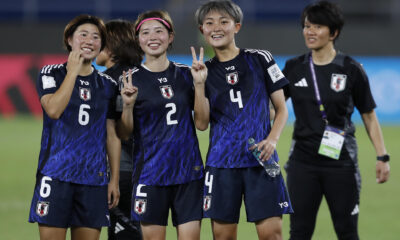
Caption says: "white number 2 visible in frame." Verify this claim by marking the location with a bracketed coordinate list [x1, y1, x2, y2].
[165, 103, 178, 125]
[78, 104, 90, 125]
[40, 176, 52, 198]
[230, 89, 243, 108]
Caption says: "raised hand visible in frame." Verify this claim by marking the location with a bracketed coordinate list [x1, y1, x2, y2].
[66, 50, 84, 75]
[120, 69, 138, 109]
[190, 46, 208, 86]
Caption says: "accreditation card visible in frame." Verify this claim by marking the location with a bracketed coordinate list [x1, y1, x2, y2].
[318, 125, 345, 160]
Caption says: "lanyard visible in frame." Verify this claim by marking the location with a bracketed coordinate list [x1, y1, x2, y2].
[308, 53, 328, 124]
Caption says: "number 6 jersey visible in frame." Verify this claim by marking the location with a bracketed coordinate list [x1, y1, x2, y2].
[36, 63, 118, 186]
[126, 62, 204, 186]
[205, 49, 288, 168]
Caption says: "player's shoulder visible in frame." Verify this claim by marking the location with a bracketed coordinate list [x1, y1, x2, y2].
[172, 61, 190, 70]
[286, 54, 307, 65]
[335, 52, 367, 77]
[243, 48, 274, 63]
[171, 61, 191, 74]
[283, 54, 308, 73]
[40, 63, 65, 75]
[97, 70, 118, 86]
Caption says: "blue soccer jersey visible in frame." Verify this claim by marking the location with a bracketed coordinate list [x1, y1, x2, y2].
[36, 63, 118, 186]
[127, 62, 204, 186]
[205, 49, 289, 168]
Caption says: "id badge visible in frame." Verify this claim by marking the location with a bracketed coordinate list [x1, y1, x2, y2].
[318, 125, 345, 160]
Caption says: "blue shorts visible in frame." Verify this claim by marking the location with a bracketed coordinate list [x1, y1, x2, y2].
[28, 174, 110, 228]
[203, 166, 293, 223]
[131, 179, 203, 226]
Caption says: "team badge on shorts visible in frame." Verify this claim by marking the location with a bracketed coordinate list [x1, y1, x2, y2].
[203, 195, 212, 211]
[226, 72, 239, 85]
[159, 85, 174, 99]
[134, 199, 147, 215]
[330, 74, 347, 92]
[79, 87, 91, 101]
[36, 201, 49, 217]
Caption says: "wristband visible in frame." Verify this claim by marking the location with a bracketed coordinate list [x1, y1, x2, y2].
[377, 154, 390, 162]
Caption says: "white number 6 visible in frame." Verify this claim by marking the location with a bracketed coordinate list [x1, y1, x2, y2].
[40, 176, 52, 198]
[78, 104, 90, 125]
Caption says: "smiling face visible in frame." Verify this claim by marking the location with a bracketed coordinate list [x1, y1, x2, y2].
[303, 17, 336, 51]
[68, 23, 102, 61]
[200, 10, 241, 50]
[137, 20, 173, 58]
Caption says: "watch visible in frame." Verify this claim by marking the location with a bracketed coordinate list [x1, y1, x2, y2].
[377, 154, 390, 162]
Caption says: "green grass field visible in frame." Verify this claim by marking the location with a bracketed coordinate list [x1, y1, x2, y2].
[0, 115, 398, 240]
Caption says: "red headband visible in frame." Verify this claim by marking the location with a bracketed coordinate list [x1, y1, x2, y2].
[136, 17, 171, 32]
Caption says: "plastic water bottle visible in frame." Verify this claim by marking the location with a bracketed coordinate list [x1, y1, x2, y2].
[248, 138, 281, 177]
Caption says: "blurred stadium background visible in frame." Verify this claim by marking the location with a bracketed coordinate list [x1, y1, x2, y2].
[0, 0, 399, 239]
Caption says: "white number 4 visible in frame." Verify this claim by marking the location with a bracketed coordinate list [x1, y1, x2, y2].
[204, 171, 213, 194]
[230, 89, 243, 108]
[40, 176, 52, 198]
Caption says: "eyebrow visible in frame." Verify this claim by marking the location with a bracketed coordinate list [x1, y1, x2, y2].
[205, 16, 229, 21]
[77, 29, 100, 35]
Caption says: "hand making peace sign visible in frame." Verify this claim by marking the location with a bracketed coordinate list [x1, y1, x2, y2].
[120, 69, 138, 109]
[190, 46, 208, 86]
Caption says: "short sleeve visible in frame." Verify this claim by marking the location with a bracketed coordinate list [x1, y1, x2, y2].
[282, 59, 294, 98]
[350, 61, 376, 113]
[254, 50, 289, 94]
[36, 64, 62, 100]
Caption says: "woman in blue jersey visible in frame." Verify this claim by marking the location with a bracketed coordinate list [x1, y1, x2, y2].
[193, 1, 293, 239]
[119, 10, 205, 240]
[282, 1, 390, 239]
[28, 14, 120, 240]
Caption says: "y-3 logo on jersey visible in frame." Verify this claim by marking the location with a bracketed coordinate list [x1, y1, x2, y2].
[226, 72, 239, 85]
[160, 85, 174, 99]
[225, 66, 235, 71]
[158, 77, 168, 83]
[79, 80, 89, 86]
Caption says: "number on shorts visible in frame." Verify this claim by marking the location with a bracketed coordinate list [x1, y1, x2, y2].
[204, 171, 214, 194]
[78, 104, 90, 125]
[40, 176, 52, 198]
[165, 103, 178, 125]
[136, 184, 147, 197]
[230, 89, 243, 108]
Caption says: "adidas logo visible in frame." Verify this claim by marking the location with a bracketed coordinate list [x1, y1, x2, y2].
[294, 78, 308, 87]
[351, 204, 359, 215]
[114, 222, 125, 234]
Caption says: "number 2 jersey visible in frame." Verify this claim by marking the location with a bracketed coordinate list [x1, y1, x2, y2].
[36, 63, 118, 186]
[205, 49, 288, 168]
[127, 62, 204, 186]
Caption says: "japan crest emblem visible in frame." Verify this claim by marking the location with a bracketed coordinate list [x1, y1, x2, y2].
[79, 87, 91, 101]
[36, 201, 49, 217]
[203, 195, 212, 211]
[134, 199, 147, 215]
[159, 85, 174, 99]
[226, 72, 239, 85]
[330, 74, 347, 92]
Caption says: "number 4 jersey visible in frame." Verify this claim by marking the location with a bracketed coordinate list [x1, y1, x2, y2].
[36, 63, 118, 186]
[205, 49, 289, 168]
[127, 62, 204, 186]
